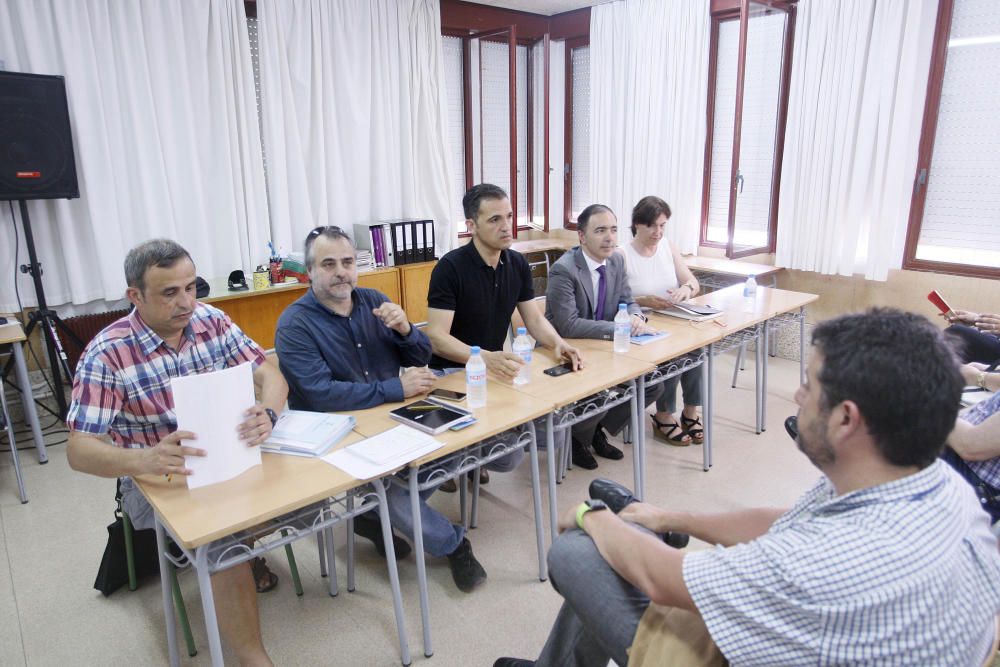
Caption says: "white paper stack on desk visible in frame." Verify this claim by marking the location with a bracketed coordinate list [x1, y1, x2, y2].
[263, 411, 356, 457]
[323, 425, 444, 479]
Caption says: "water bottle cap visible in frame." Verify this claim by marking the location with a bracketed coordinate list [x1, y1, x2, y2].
[470, 346, 481, 355]
[517, 327, 527, 335]
[618, 303, 627, 310]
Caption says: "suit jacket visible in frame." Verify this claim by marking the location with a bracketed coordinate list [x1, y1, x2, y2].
[545, 246, 642, 340]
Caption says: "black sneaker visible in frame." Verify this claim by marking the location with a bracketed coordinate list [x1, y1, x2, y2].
[447, 537, 487, 592]
[493, 660, 535, 667]
[591, 429, 624, 460]
[353, 514, 412, 560]
[571, 438, 599, 470]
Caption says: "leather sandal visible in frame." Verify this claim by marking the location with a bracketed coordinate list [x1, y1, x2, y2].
[681, 414, 705, 445]
[251, 556, 278, 593]
[651, 415, 690, 446]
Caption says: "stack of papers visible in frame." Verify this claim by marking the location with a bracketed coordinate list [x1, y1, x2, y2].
[323, 425, 444, 478]
[631, 331, 670, 345]
[654, 303, 723, 322]
[263, 411, 356, 457]
[961, 388, 993, 408]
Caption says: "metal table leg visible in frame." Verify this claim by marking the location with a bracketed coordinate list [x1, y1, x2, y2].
[409, 468, 433, 657]
[346, 495, 355, 592]
[11, 343, 46, 464]
[470, 449, 481, 529]
[762, 319, 769, 431]
[154, 517, 180, 667]
[755, 323, 763, 435]
[374, 479, 412, 666]
[526, 421, 548, 581]
[704, 344, 714, 471]
[194, 546, 225, 666]
[631, 378, 643, 501]
[799, 307, 806, 385]
[546, 412, 559, 543]
[0, 377, 27, 503]
[325, 522, 339, 597]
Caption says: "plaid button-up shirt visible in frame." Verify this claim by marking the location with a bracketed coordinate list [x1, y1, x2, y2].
[67, 303, 265, 448]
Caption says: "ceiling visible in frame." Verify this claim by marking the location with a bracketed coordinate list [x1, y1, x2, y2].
[464, 0, 615, 17]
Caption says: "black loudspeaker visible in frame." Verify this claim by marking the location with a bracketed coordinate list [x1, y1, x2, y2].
[0, 71, 80, 201]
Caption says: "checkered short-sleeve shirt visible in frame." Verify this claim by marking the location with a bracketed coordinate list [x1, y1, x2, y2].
[960, 391, 1000, 488]
[683, 461, 1000, 665]
[66, 303, 265, 448]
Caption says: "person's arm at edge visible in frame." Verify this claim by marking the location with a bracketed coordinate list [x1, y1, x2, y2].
[253, 356, 288, 414]
[671, 245, 700, 297]
[620, 502, 786, 547]
[949, 412, 1000, 462]
[580, 510, 695, 610]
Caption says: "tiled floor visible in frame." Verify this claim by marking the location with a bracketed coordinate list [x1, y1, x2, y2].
[0, 355, 819, 666]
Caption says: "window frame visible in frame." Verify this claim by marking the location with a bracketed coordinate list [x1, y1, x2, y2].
[700, 0, 796, 258]
[563, 35, 589, 230]
[901, 0, 1000, 279]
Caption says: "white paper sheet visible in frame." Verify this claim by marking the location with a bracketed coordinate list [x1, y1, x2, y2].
[322, 425, 444, 479]
[170, 362, 261, 489]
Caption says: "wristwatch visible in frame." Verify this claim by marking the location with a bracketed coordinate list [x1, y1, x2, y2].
[576, 499, 609, 531]
[978, 371, 989, 390]
[264, 408, 278, 428]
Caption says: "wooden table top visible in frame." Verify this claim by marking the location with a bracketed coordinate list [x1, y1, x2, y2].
[683, 255, 784, 279]
[511, 237, 576, 255]
[501, 346, 653, 409]
[135, 431, 369, 549]
[0, 317, 26, 345]
[345, 371, 556, 468]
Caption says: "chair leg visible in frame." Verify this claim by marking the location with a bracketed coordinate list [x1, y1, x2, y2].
[169, 562, 198, 657]
[123, 511, 138, 592]
[281, 530, 304, 597]
[732, 344, 744, 388]
[317, 533, 328, 578]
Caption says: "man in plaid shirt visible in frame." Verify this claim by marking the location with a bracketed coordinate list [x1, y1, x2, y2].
[496, 309, 1000, 667]
[67, 239, 287, 667]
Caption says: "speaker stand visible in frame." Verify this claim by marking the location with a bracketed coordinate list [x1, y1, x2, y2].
[1, 200, 82, 419]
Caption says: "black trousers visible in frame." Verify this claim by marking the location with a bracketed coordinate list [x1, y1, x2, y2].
[945, 324, 1000, 365]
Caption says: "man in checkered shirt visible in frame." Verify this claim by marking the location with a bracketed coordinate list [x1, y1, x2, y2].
[67, 239, 288, 667]
[496, 309, 1000, 667]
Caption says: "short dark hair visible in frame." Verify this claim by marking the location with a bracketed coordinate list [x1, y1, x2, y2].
[124, 239, 193, 292]
[631, 196, 672, 237]
[811, 308, 963, 469]
[304, 226, 353, 269]
[463, 183, 509, 220]
[577, 204, 616, 233]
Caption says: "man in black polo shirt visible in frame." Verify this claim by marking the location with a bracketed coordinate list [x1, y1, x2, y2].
[425, 183, 583, 486]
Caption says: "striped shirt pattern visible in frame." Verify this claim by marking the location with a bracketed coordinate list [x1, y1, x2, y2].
[961, 391, 1000, 487]
[683, 461, 1000, 665]
[67, 303, 265, 449]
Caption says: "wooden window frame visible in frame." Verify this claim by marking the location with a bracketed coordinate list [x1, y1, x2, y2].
[563, 36, 589, 230]
[901, 0, 1000, 279]
[700, 0, 796, 258]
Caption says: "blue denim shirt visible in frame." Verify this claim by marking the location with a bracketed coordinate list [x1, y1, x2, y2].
[275, 287, 432, 411]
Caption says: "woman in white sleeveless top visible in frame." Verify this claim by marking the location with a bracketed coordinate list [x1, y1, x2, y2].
[622, 196, 704, 445]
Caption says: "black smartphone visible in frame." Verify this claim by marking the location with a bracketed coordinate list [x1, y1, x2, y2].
[543, 361, 574, 377]
[429, 388, 467, 402]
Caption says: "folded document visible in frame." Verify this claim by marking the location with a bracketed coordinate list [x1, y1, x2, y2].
[263, 411, 355, 457]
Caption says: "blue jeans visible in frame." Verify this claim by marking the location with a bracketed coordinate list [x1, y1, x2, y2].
[383, 448, 526, 558]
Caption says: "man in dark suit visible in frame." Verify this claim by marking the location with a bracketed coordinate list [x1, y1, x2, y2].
[545, 204, 663, 469]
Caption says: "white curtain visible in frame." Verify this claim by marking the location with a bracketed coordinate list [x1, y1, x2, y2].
[589, 0, 710, 253]
[256, 0, 456, 258]
[0, 0, 269, 313]
[775, 0, 937, 280]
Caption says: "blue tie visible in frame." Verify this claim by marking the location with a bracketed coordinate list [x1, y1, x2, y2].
[595, 265, 607, 320]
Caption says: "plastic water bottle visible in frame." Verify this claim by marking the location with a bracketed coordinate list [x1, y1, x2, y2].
[512, 327, 532, 385]
[743, 274, 758, 298]
[613, 303, 631, 353]
[466, 346, 487, 408]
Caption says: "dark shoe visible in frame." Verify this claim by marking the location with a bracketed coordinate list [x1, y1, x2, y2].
[493, 659, 535, 667]
[571, 438, 599, 470]
[651, 414, 691, 446]
[447, 537, 487, 592]
[251, 556, 278, 593]
[438, 469, 488, 493]
[353, 514, 412, 560]
[588, 478, 690, 549]
[680, 413, 705, 445]
[591, 429, 624, 460]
